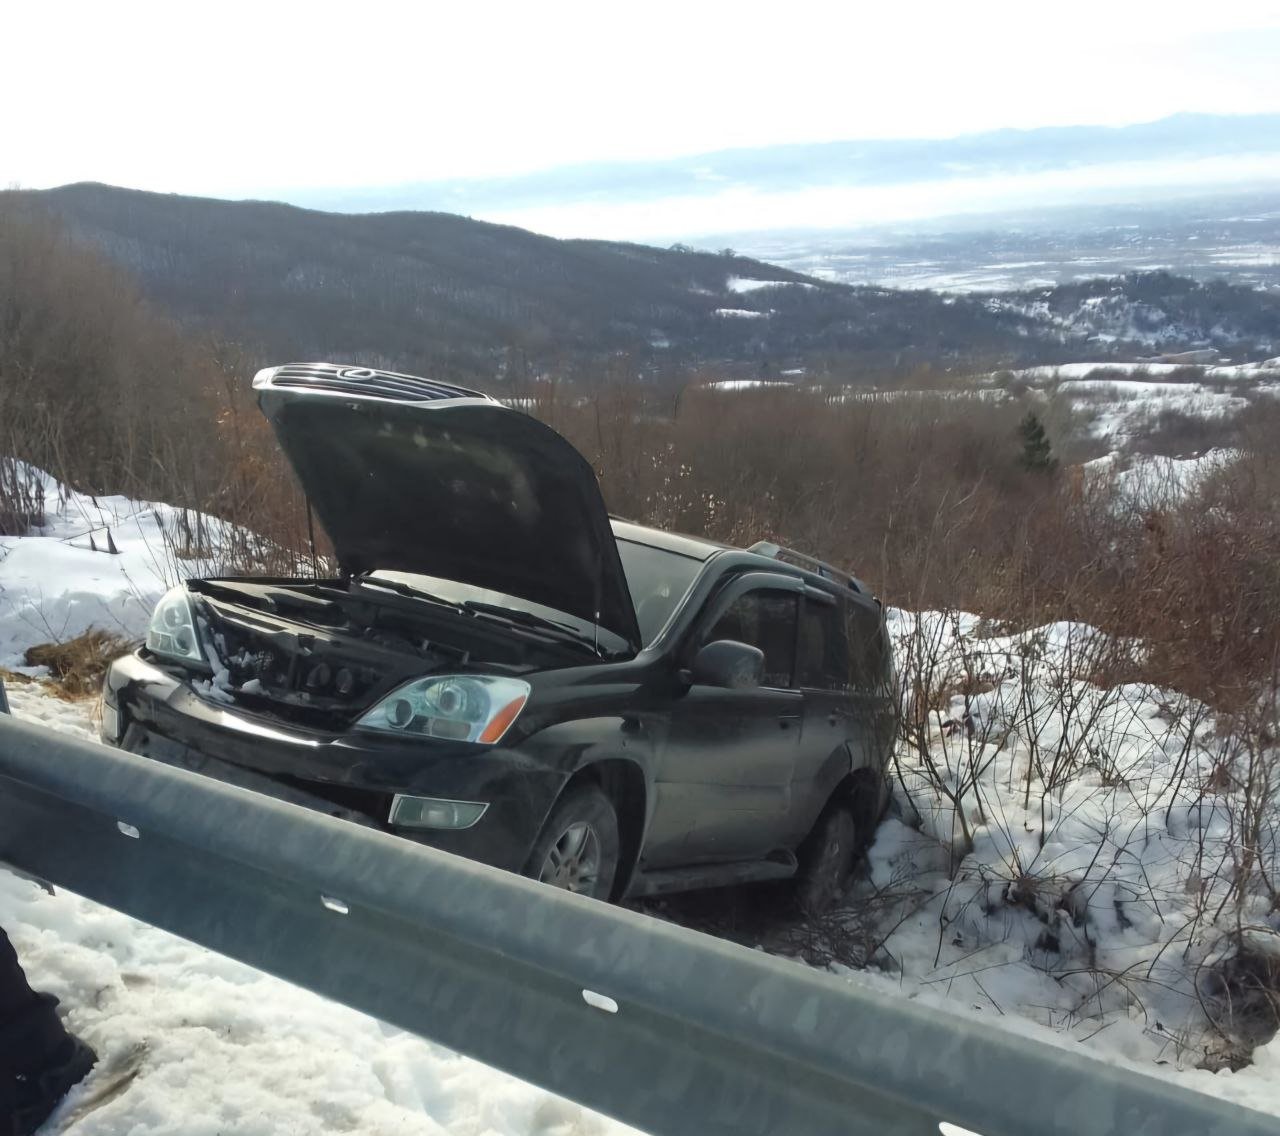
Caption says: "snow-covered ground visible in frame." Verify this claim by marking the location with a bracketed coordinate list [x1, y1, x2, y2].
[724, 276, 814, 294]
[4, 654, 1277, 1131]
[1, 689, 641, 1136]
[704, 379, 795, 391]
[870, 612, 1279, 1116]
[1082, 449, 1240, 512]
[0, 467, 255, 670]
[991, 360, 1280, 452]
[3, 471, 1278, 1130]
[1006, 358, 1280, 383]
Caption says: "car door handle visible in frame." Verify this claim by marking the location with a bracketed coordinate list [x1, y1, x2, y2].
[778, 715, 799, 730]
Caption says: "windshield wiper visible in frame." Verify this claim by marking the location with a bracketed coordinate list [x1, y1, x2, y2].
[352, 575, 466, 612]
[353, 578, 600, 655]
[461, 601, 600, 654]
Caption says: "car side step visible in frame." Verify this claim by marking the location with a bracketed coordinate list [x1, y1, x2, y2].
[626, 853, 797, 898]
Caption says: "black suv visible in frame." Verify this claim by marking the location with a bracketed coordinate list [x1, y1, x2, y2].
[101, 364, 896, 908]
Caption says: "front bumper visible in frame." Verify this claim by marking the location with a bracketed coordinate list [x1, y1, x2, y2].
[103, 651, 563, 873]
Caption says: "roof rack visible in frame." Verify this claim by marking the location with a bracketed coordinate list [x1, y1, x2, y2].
[747, 542, 862, 593]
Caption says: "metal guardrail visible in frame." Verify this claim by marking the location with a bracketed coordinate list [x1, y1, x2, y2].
[0, 706, 1273, 1136]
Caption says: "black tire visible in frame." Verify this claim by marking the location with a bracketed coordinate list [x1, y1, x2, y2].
[794, 803, 858, 915]
[523, 784, 620, 901]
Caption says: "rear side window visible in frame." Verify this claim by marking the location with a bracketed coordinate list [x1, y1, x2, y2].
[706, 590, 798, 688]
[798, 597, 850, 691]
[846, 599, 887, 692]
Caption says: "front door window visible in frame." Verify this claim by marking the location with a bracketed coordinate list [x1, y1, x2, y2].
[706, 590, 798, 689]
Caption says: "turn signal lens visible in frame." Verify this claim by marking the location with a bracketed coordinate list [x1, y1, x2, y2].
[478, 694, 529, 744]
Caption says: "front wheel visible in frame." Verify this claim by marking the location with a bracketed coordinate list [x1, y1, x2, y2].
[794, 803, 858, 915]
[524, 785, 620, 901]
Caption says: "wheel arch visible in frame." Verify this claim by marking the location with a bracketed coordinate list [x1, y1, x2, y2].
[561, 757, 648, 901]
[818, 764, 887, 844]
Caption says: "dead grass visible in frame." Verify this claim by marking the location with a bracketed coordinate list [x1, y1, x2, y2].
[23, 630, 136, 697]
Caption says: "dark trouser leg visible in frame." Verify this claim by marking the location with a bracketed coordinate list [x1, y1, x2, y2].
[0, 928, 68, 1078]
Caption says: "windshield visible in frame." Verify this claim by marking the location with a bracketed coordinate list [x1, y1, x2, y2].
[615, 538, 703, 646]
[367, 571, 632, 657]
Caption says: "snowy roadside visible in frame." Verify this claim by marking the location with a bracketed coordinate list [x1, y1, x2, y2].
[0, 463, 277, 670]
[3, 464, 1278, 1129]
[3, 681, 1277, 1133]
[1, 683, 641, 1136]
[858, 611, 1280, 1116]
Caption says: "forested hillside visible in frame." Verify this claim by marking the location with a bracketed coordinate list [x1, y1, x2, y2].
[20, 182, 1276, 384]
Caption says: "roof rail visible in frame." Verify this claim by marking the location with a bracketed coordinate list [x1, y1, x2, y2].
[748, 541, 861, 592]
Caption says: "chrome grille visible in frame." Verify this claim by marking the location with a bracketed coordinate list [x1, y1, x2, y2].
[265, 363, 490, 403]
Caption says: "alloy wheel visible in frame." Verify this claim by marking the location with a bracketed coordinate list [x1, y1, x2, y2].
[538, 820, 602, 893]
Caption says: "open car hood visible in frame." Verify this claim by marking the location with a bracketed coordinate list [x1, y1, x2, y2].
[253, 364, 641, 651]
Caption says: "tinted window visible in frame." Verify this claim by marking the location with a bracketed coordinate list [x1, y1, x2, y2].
[845, 599, 886, 692]
[798, 597, 850, 690]
[707, 590, 797, 688]
[616, 538, 702, 646]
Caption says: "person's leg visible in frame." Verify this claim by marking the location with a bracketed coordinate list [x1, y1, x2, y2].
[0, 928, 95, 1136]
[0, 929, 67, 1076]
[0, 925, 37, 1012]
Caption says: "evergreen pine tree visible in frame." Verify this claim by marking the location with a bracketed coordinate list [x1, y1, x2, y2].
[1018, 412, 1056, 472]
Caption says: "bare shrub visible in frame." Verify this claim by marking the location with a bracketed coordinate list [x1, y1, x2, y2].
[0, 457, 44, 535]
[0, 203, 317, 573]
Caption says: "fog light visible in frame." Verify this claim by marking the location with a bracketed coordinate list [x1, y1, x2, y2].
[389, 795, 488, 830]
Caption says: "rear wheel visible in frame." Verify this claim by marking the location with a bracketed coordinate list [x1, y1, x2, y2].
[525, 784, 620, 901]
[794, 803, 858, 915]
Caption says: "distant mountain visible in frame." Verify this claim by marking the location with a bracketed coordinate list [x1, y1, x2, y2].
[281, 114, 1280, 218]
[716, 193, 1280, 293]
[6, 183, 1278, 383]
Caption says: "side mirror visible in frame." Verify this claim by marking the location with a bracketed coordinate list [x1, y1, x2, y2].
[688, 640, 764, 690]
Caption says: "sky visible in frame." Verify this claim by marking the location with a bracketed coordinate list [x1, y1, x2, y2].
[6, 0, 1280, 237]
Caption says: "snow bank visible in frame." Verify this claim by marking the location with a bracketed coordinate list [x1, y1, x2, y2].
[725, 276, 814, 294]
[869, 609, 1280, 1111]
[1006, 358, 1280, 384]
[712, 307, 768, 319]
[705, 379, 794, 391]
[1008, 375, 1250, 446]
[1083, 448, 1239, 511]
[0, 465, 251, 668]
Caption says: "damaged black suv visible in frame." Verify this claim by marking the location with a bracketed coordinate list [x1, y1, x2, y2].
[102, 363, 896, 908]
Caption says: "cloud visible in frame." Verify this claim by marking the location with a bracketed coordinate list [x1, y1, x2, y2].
[478, 154, 1280, 242]
[5, 0, 1280, 194]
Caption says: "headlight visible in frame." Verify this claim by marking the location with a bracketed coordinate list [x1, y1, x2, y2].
[145, 587, 204, 663]
[356, 675, 530, 744]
